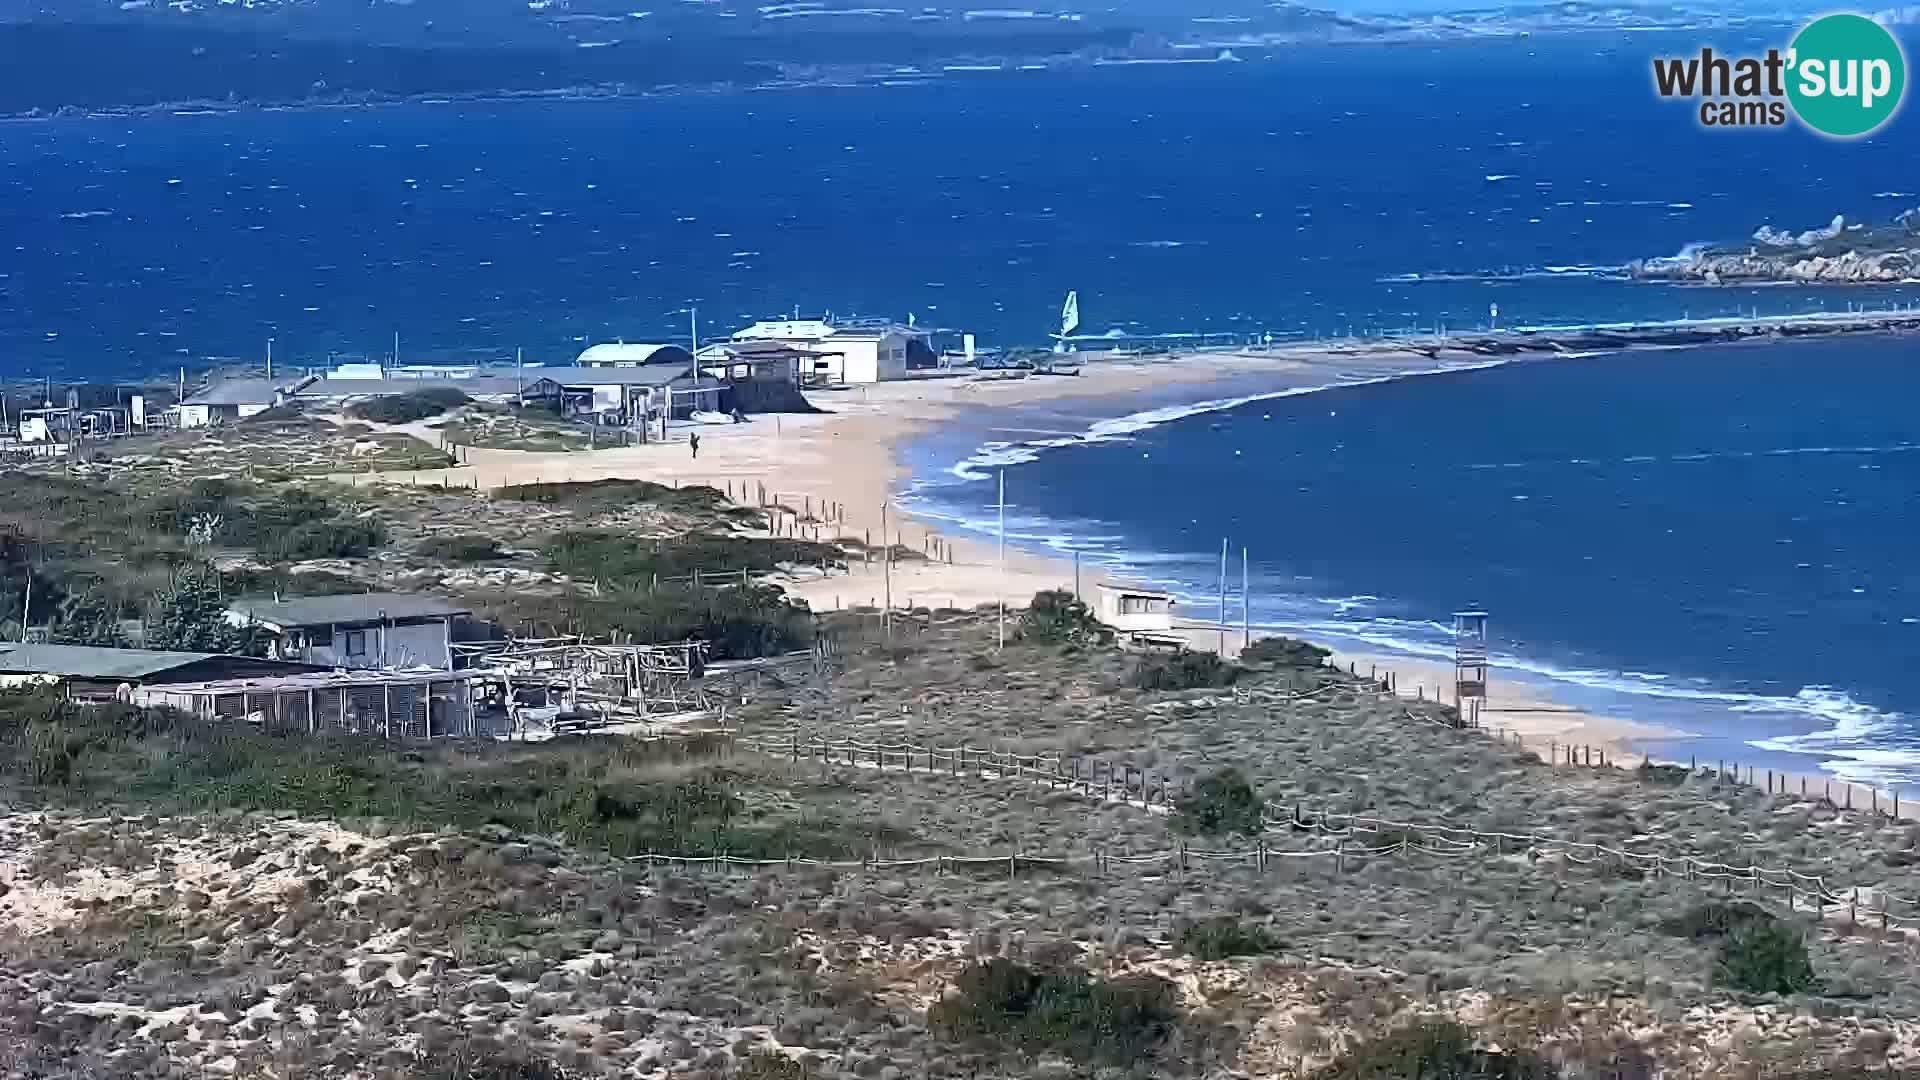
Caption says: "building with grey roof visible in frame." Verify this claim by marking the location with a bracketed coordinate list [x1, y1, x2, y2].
[0, 644, 323, 699]
[226, 593, 474, 671]
[177, 375, 316, 428]
[294, 375, 564, 405]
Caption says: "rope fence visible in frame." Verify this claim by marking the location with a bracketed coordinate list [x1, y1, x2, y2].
[619, 725, 1919, 936]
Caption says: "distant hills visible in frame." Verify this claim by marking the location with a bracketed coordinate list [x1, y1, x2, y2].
[0, 1, 1812, 115]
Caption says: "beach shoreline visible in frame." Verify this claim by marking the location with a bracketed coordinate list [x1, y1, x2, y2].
[345, 330, 1918, 799]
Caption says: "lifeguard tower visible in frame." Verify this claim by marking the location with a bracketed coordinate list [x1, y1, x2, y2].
[1452, 611, 1489, 728]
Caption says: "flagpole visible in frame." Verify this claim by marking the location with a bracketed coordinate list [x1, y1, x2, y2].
[997, 469, 1006, 651]
[1242, 546, 1250, 651]
[1218, 537, 1228, 653]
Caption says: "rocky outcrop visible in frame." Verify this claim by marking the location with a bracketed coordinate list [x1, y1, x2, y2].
[1630, 247, 1918, 284]
[1630, 211, 1920, 284]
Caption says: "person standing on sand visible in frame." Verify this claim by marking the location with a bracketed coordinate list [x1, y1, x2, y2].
[690, 432, 700, 459]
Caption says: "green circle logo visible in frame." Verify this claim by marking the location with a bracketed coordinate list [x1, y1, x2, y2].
[1786, 13, 1906, 137]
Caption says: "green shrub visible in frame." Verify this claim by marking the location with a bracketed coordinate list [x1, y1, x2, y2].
[418, 534, 509, 563]
[1, 705, 891, 860]
[1658, 900, 1772, 940]
[1310, 1020, 1552, 1080]
[735, 1051, 809, 1080]
[344, 387, 471, 424]
[1239, 636, 1330, 669]
[545, 530, 838, 585]
[1131, 649, 1239, 691]
[497, 478, 731, 516]
[1715, 919, 1818, 995]
[266, 518, 386, 560]
[468, 583, 814, 661]
[1171, 767, 1264, 836]
[1634, 759, 1692, 785]
[1176, 916, 1282, 960]
[1017, 589, 1111, 647]
[928, 958, 1173, 1064]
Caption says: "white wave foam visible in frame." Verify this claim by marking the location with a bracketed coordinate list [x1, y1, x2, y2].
[1285, 616, 1906, 741]
[1379, 265, 1627, 283]
[946, 359, 1511, 483]
[59, 210, 113, 220]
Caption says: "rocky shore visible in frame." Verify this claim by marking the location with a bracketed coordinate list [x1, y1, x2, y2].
[1629, 211, 1920, 285]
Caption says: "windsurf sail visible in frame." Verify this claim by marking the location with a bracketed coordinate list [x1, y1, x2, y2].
[1060, 290, 1080, 337]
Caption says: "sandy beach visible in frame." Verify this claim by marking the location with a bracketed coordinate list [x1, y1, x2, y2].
[349, 343, 1690, 765]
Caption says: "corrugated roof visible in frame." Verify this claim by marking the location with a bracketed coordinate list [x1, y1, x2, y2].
[296, 376, 558, 400]
[227, 593, 471, 629]
[182, 378, 295, 407]
[0, 644, 220, 679]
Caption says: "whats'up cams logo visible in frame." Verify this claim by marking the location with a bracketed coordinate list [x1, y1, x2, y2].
[1653, 13, 1907, 137]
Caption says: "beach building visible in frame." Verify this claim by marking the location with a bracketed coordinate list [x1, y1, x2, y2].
[574, 343, 698, 369]
[132, 669, 495, 740]
[295, 356, 721, 429]
[730, 318, 932, 384]
[530, 366, 723, 424]
[293, 374, 564, 409]
[1094, 584, 1179, 646]
[177, 376, 314, 428]
[693, 340, 811, 382]
[225, 593, 473, 671]
[0, 644, 322, 700]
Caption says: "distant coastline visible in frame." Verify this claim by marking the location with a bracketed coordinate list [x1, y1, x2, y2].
[0, 13, 1810, 121]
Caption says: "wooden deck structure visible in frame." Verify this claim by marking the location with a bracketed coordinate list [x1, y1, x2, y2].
[133, 670, 491, 740]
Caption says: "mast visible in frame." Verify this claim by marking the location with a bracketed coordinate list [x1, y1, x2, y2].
[997, 470, 1006, 651]
[1218, 537, 1228, 653]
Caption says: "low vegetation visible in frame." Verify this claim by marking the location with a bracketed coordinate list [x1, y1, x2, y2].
[1131, 648, 1240, 691]
[1658, 901, 1818, 996]
[1310, 1020, 1552, 1080]
[471, 584, 816, 660]
[1175, 915, 1283, 960]
[496, 478, 743, 518]
[545, 529, 841, 585]
[344, 386, 472, 423]
[1171, 767, 1265, 836]
[416, 533, 511, 563]
[1240, 634, 1331, 669]
[1016, 588, 1112, 647]
[928, 958, 1175, 1064]
[433, 404, 598, 452]
[1, 692, 894, 859]
[1715, 919, 1819, 995]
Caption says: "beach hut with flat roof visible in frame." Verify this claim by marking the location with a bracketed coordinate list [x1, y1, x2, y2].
[1094, 584, 1176, 634]
[225, 592, 473, 671]
[0, 644, 322, 700]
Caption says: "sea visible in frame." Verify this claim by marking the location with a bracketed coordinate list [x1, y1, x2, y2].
[5, 32, 1920, 785]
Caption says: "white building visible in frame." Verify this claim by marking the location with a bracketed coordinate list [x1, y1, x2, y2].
[177, 377, 312, 428]
[226, 593, 472, 671]
[1094, 584, 1176, 635]
[575, 343, 698, 369]
[730, 319, 926, 384]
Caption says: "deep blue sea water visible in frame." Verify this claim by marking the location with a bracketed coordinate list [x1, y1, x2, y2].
[4, 33, 1920, 375]
[903, 338, 1920, 789]
[7, 35, 1920, 782]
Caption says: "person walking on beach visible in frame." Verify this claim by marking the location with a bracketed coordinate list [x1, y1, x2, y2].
[689, 432, 701, 459]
